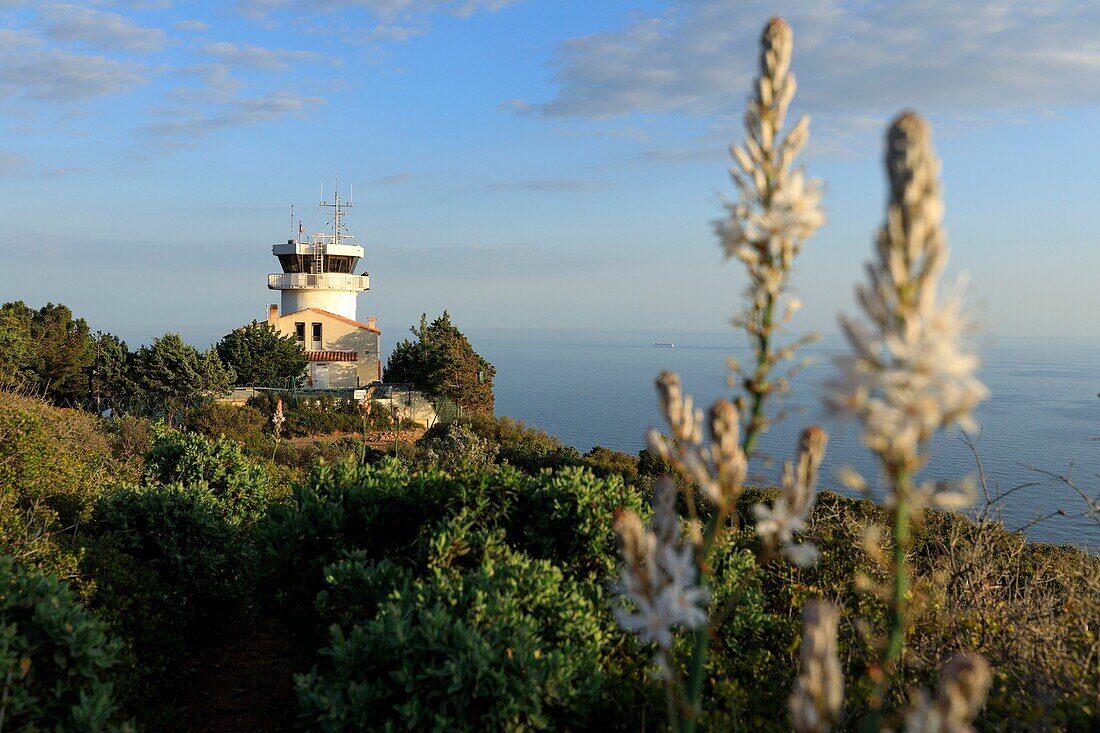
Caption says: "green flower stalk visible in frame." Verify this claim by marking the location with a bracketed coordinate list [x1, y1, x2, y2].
[829, 112, 987, 725]
[622, 20, 830, 731]
[715, 16, 824, 458]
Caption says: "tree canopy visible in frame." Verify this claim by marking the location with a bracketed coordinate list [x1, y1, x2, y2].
[90, 332, 140, 404]
[384, 311, 495, 415]
[216, 321, 308, 387]
[131, 333, 234, 420]
[0, 301, 94, 401]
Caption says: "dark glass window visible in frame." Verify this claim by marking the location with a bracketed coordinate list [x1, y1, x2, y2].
[312, 323, 322, 343]
[294, 322, 305, 342]
[324, 256, 354, 273]
[279, 254, 304, 273]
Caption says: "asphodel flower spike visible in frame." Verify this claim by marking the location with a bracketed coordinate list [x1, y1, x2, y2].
[831, 112, 987, 486]
[789, 600, 844, 733]
[613, 478, 708, 667]
[903, 653, 992, 733]
[754, 426, 828, 567]
[715, 16, 824, 457]
[829, 111, 987, 726]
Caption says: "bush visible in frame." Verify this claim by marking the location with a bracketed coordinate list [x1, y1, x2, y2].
[0, 556, 127, 731]
[253, 461, 642, 625]
[581, 445, 639, 481]
[509, 467, 642, 577]
[297, 541, 607, 731]
[0, 391, 120, 585]
[252, 460, 479, 622]
[89, 486, 243, 621]
[185, 399, 267, 448]
[419, 415, 582, 473]
[247, 392, 395, 438]
[144, 426, 273, 525]
[103, 414, 153, 479]
[79, 533, 187, 715]
[723, 488, 1100, 730]
[418, 422, 499, 473]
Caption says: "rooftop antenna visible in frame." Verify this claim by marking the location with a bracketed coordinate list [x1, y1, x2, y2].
[318, 176, 353, 272]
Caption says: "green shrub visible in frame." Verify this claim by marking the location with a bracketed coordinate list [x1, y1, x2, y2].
[581, 445, 639, 481]
[509, 467, 642, 577]
[419, 415, 582, 473]
[252, 460, 476, 621]
[102, 414, 153, 480]
[249, 451, 1100, 732]
[247, 392, 394, 437]
[253, 461, 641, 624]
[144, 426, 272, 525]
[418, 422, 499, 473]
[185, 399, 267, 447]
[0, 556, 128, 731]
[79, 534, 187, 718]
[89, 485, 242, 620]
[0, 391, 121, 586]
[313, 552, 411, 629]
[297, 541, 607, 731]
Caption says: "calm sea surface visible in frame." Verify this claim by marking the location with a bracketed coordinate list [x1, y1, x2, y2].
[460, 330, 1100, 550]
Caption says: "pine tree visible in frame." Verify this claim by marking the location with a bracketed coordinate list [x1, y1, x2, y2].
[131, 333, 234, 422]
[384, 311, 495, 415]
[216, 321, 308, 386]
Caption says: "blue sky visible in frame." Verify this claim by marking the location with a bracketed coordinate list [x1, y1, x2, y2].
[1, 0, 1098, 347]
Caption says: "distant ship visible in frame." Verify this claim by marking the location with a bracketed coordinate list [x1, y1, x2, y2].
[653, 342, 675, 348]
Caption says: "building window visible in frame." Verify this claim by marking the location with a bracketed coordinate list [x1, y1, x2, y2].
[294, 322, 305, 342]
[312, 322, 322, 345]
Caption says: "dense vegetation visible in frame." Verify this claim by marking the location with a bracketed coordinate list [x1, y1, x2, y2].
[0, 389, 1095, 731]
[216, 320, 309, 386]
[0, 299, 241, 414]
[384, 311, 496, 415]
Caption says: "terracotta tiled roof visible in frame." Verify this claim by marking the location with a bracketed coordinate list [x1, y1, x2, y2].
[305, 350, 358, 362]
[279, 307, 381, 333]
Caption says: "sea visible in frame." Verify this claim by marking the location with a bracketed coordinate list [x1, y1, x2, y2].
[462, 330, 1100, 550]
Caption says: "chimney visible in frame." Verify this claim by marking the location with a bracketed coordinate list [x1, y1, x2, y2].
[268, 304, 279, 324]
[366, 316, 377, 330]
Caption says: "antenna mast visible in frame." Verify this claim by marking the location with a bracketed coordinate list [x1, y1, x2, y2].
[318, 176, 354, 274]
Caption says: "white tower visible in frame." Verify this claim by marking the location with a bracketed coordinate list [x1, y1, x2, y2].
[267, 181, 369, 321]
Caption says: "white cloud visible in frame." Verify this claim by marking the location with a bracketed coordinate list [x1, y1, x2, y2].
[0, 48, 146, 101]
[174, 19, 209, 32]
[234, 0, 520, 20]
[171, 63, 241, 103]
[487, 178, 609, 192]
[367, 24, 426, 42]
[0, 28, 41, 51]
[0, 151, 31, 173]
[110, 0, 174, 9]
[200, 40, 329, 70]
[137, 90, 323, 140]
[43, 4, 168, 53]
[523, 0, 1100, 121]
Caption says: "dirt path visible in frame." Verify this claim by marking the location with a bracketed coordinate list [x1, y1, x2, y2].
[175, 613, 309, 732]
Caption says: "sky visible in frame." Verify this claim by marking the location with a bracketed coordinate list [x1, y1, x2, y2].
[1, 0, 1099, 348]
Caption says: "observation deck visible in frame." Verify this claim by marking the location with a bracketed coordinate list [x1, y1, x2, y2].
[268, 272, 370, 291]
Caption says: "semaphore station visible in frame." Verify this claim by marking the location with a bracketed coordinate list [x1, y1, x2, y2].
[265, 183, 381, 389]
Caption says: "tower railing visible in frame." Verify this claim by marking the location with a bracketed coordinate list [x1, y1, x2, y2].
[268, 273, 370, 291]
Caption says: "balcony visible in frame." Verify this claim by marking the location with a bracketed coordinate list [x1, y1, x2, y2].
[268, 273, 370, 291]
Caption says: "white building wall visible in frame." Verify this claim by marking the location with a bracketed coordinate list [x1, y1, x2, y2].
[280, 290, 358, 321]
[269, 306, 382, 388]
